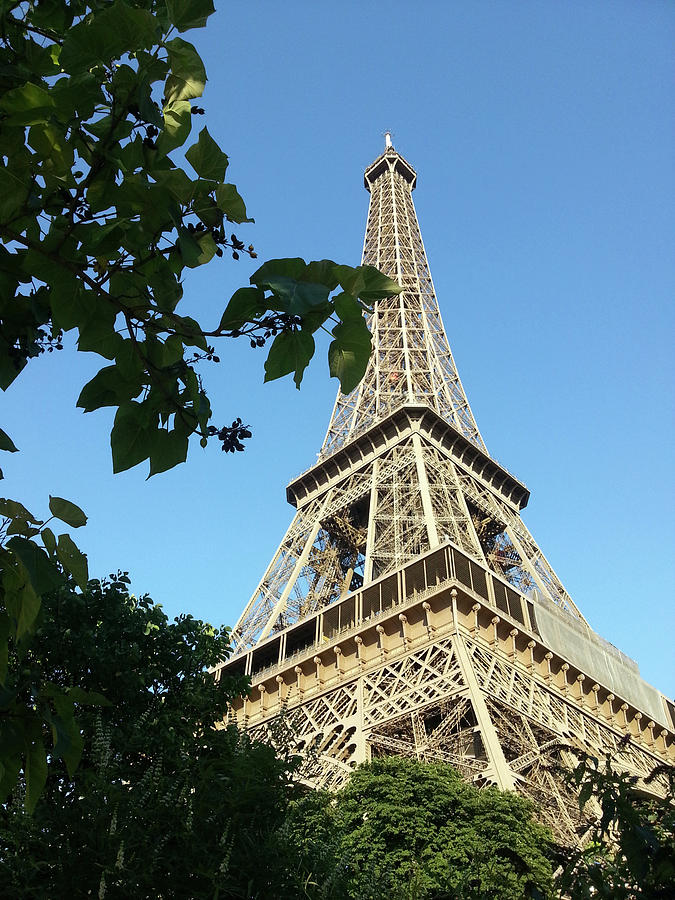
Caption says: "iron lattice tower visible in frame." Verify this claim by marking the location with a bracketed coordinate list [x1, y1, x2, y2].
[216, 138, 674, 844]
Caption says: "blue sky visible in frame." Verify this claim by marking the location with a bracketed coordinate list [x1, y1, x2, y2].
[3, 2, 674, 696]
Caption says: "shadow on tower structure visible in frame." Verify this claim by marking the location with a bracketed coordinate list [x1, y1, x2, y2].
[214, 137, 675, 845]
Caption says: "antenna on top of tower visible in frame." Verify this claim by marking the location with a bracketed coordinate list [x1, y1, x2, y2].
[384, 130, 393, 149]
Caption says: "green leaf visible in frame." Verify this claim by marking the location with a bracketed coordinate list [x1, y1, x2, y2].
[177, 229, 203, 268]
[5, 577, 41, 641]
[303, 259, 340, 289]
[67, 687, 111, 707]
[0, 167, 30, 222]
[262, 276, 330, 317]
[60, 1, 158, 74]
[25, 742, 47, 815]
[0, 499, 39, 524]
[166, 0, 216, 31]
[56, 534, 88, 590]
[0, 430, 18, 453]
[334, 264, 402, 301]
[250, 258, 306, 286]
[49, 277, 88, 332]
[334, 291, 363, 322]
[110, 402, 158, 473]
[195, 232, 217, 265]
[6, 536, 62, 596]
[328, 318, 372, 394]
[148, 429, 189, 477]
[6, 518, 40, 538]
[157, 100, 192, 155]
[76, 300, 123, 360]
[170, 315, 207, 350]
[49, 702, 83, 776]
[264, 330, 315, 389]
[41, 527, 56, 558]
[77, 365, 143, 412]
[218, 287, 266, 331]
[214, 183, 253, 223]
[578, 779, 593, 812]
[164, 38, 207, 105]
[28, 124, 73, 176]
[48, 497, 87, 529]
[114, 340, 145, 381]
[153, 168, 194, 205]
[0, 82, 55, 126]
[186, 127, 229, 181]
[0, 612, 8, 683]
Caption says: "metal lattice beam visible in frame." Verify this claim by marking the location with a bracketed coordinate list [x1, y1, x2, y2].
[218, 138, 674, 846]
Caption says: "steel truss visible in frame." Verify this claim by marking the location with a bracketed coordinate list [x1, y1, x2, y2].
[217, 139, 674, 845]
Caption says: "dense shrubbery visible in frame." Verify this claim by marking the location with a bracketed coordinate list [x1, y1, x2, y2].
[1, 571, 672, 899]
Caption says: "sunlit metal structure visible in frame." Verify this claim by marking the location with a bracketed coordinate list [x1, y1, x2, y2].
[215, 137, 674, 843]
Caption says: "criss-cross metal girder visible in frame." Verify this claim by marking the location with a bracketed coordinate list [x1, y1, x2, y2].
[320, 143, 485, 459]
[217, 139, 675, 846]
[229, 139, 586, 653]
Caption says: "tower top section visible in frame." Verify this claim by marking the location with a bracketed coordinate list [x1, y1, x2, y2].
[321, 139, 486, 461]
[364, 135, 417, 192]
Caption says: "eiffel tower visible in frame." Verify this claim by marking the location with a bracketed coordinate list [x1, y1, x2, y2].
[216, 136, 674, 843]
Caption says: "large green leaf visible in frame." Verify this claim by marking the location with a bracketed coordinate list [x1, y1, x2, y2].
[110, 401, 159, 473]
[77, 365, 144, 412]
[0, 167, 30, 222]
[148, 429, 189, 477]
[0, 499, 39, 523]
[185, 127, 229, 181]
[48, 497, 87, 529]
[48, 699, 84, 776]
[60, 1, 159, 73]
[13, 581, 41, 641]
[177, 229, 203, 268]
[328, 318, 372, 394]
[0, 82, 55, 126]
[334, 291, 364, 322]
[56, 534, 89, 590]
[264, 330, 315, 389]
[218, 286, 265, 331]
[157, 100, 192, 155]
[76, 300, 123, 360]
[262, 275, 330, 317]
[166, 0, 216, 32]
[214, 183, 253, 223]
[27, 124, 73, 176]
[334, 264, 402, 301]
[0, 429, 18, 453]
[6, 536, 61, 596]
[25, 742, 47, 815]
[251, 258, 306, 286]
[303, 259, 340, 289]
[164, 38, 206, 105]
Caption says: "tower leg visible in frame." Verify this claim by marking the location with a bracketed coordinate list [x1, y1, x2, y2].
[454, 631, 517, 791]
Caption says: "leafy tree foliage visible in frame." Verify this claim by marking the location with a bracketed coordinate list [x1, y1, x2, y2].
[556, 748, 675, 899]
[284, 756, 555, 900]
[0, 0, 399, 808]
[0, 0, 400, 477]
[0, 495, 94, 811]
[0, 572, 300, 898]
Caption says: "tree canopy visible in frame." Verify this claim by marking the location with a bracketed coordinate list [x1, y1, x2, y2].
[0, 573, 298, 898]
[0, 0, 400, 477]
[285, 756, 555, 900]
[0, 0, 399, 807]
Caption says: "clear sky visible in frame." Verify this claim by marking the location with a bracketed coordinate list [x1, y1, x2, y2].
[3, 2, 674, 696]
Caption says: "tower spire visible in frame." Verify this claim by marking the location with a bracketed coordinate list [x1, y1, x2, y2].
[320, 142, 486, 460]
